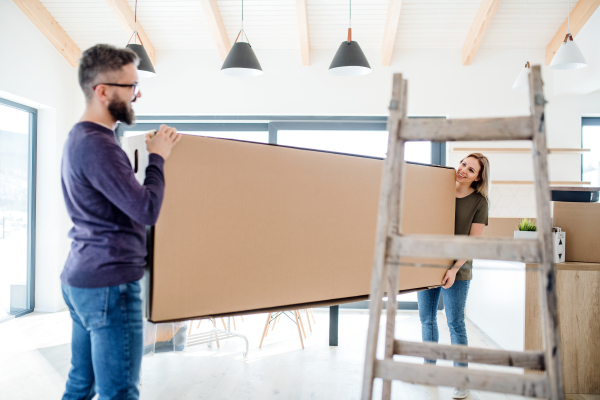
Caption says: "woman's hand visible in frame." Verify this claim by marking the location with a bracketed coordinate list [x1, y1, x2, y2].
[441, 269, 457, 289]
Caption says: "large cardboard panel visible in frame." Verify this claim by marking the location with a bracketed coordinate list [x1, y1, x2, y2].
[123, 135, 454, 322]
[553, 202, 600, 263]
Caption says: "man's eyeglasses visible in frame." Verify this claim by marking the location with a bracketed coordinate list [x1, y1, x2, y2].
[92, 83, 140, 101]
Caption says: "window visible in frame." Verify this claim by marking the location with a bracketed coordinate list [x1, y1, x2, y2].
[0, 98, 37, 322]
[582, 118, 600, 186]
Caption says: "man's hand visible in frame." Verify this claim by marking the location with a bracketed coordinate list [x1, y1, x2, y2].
[146, 124, 182, 160]
[441, 268, 457, 289]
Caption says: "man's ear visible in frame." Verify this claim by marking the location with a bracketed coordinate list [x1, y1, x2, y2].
[94, 85, 110, 104]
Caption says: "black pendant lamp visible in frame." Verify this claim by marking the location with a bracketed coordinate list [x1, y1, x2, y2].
[328, 0, 371, 76]
[221, 0, 263, 77]
[126, 0, 156, 78]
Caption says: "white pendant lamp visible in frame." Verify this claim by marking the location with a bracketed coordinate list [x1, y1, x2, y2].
[550, 0, 587, 70]
[513, 62, 531, 91]
[126, 0, 156, 78]
[220, 0, 263, 77]
[328, 0, 371, 76]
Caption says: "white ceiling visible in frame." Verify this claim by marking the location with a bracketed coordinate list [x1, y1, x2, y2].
[39, 0, 576, 53]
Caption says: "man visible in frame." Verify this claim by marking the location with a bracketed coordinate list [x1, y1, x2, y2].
[60, 44, 181, 399]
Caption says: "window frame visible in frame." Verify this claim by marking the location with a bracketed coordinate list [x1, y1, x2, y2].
[582, 117, 600, 184]
[0, 97, 37, 321]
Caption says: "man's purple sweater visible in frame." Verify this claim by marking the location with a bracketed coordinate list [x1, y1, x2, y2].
[60, 122, 165, 288]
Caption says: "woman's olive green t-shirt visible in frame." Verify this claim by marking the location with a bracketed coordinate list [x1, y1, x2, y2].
[455, 191, 489, 281]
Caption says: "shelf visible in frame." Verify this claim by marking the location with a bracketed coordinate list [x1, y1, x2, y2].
[452, 148, 590, 154]
[492, 181, 592, 185]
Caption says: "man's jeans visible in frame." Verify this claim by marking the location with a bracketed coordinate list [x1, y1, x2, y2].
[417, 280, 470, 367]
[61, 280, 143, 400]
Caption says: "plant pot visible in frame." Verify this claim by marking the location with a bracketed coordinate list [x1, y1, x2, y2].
[514, 230, 538, 240]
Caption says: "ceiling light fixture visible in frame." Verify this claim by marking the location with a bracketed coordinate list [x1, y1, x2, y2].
[328, 0, 371, 76]
[550, 0, 587, 70]
[126, 0, 156, 78]
[221, 0, 263, 77]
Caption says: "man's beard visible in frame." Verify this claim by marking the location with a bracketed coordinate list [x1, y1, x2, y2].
[108, 97, 135, 125]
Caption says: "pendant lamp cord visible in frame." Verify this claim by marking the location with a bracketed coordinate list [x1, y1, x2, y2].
[126, 0, 140, 45]
[349, 0, 352, 29]
[567, 0, 570, 33]
[134, 0, 138, 44]
[526, 0, 529, 60]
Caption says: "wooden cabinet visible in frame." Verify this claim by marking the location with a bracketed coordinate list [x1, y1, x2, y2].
[525, 262, 600, 394]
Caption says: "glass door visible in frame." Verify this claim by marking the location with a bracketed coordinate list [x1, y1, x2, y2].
[0, 99, 37, 321]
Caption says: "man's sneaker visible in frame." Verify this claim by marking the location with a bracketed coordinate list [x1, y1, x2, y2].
[451, 387, 469, 399]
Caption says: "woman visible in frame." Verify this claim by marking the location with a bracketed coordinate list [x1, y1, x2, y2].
[417, 152, 490, 400]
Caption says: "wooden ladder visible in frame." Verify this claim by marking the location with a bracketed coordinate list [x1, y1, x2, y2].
[361, 66, 564, 400]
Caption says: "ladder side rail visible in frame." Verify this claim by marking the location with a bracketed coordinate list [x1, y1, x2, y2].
[382, 80, 408, 399]
[529, 65, 565, 400]
[360, 74, 406, 400]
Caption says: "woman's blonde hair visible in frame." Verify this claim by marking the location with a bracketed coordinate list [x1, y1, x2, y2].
[461, 153, 490, 200]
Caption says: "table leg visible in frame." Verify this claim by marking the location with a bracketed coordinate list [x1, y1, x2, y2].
[329, 305, 338, 346]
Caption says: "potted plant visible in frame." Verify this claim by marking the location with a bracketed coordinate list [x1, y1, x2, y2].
[514, 218, 538, 239]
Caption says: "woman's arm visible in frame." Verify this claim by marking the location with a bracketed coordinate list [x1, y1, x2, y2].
[441, 223, 486, 289]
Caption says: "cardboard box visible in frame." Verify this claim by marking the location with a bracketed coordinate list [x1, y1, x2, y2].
[553, 201, 600, 263]
[123, 135, 455, 323]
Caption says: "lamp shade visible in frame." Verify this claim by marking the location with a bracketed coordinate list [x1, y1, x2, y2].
[221, 42, 263, 77]
[127, 43, 156, 78]
[512, 62, 530, 91]
[328, 40, 371, 76]
[550, 34, 587, 70]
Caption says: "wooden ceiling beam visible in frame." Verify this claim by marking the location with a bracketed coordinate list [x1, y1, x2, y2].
[12, 0, 81, 67]
[296, 0, 310, 66]
[545, 0, 600, 65]
[200, 0, 231, 62]
[382, 0, 403, 66]
[105, 0, 155, 65]
[462, 0, 503, 66]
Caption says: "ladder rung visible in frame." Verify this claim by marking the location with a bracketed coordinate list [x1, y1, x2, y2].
[401, 117, 533, 142]
[387, 234, 542, 263]
[373, 360, 549, 398]
[393, 340, 545, 370]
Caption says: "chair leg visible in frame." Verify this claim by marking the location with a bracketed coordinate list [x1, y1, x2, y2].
[298, 311, 307, 339]
[294, 310, 305, 349]
[232, 316, 236, 330]
[310, 308, 316, 324]
[221, 317, 227, 330]
[305, 309, 312, 332]
[188, 320, 194, 335]
[241, 315, 245, 323]
[259, 313, 272, 349]
[271, 312, 278, 331]
[197, 319, 202, 329]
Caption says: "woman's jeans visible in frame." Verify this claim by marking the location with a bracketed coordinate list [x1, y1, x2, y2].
[61, 280, 143, 400]
[417, 280, 470, 367]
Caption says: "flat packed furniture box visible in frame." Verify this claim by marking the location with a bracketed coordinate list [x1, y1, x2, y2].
[122, 134, 456, 323]
[553, 201, 600, 263]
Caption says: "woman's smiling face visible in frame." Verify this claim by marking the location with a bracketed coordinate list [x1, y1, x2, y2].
[456, 156, 481, 185]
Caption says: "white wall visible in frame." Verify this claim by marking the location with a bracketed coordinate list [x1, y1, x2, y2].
[0, 0, 77, 312]
[465, 260, 526, 351]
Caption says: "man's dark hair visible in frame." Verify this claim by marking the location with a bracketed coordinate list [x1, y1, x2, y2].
[79, 44, 139, 101]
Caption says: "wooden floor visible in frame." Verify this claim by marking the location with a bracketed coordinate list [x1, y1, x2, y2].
[0, 309, 597, 400]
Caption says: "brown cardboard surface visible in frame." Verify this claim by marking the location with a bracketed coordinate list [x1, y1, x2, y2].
[553, 201, 600, 263]
[125, 135, 455, 322]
